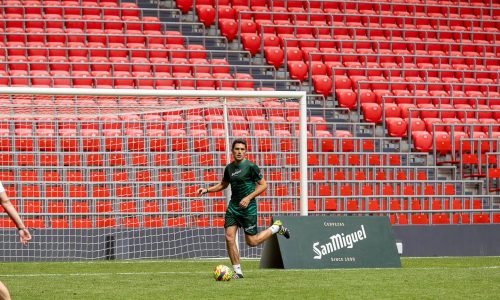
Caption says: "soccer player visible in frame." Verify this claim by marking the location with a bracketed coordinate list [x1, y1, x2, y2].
[0, 181, 31, 245]
[197, 139, 290, 279]
[0, 180, 32, 300]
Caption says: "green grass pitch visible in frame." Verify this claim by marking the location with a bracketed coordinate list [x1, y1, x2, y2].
[1, 257, 499, 299]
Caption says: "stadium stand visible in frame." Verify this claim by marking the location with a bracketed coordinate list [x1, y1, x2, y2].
[0, 0, 498, 231]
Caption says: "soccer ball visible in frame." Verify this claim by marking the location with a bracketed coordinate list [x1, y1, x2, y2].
[213, 264, 232, 281]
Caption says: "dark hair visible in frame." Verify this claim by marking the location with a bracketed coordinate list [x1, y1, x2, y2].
[232, 139, 247, 150]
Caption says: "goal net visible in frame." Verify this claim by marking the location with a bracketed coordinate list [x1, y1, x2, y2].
[0, 88, 308, 261]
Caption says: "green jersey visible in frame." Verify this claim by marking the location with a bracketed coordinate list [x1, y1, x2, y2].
[223, 159, 263, 215]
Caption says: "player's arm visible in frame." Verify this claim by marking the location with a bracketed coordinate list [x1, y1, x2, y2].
[198, 166, 230, 196]
[0, 191, 32, 245]
[197, 180, 229, 196]
[239, 178, 267, 208]
[0, 281, 11, 300]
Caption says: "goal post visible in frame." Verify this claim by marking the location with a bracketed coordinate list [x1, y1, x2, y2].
[0, 87, 308, 261]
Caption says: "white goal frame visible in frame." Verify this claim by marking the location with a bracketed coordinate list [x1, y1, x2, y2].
[1, 87, 309, 216]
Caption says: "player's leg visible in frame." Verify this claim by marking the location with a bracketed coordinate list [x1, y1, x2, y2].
[272, 219, 291, 239]
[245, 218, 290, 247]
[224, 211, 244, 278]
[240, 214, 268, 246]
[0, 281, 12, 300]
[224, 225, 240, 266]
[245, 229, 271, 247]
[225, 225, 244, 278]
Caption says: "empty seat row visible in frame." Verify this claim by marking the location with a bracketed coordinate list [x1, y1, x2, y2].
[0, 196, 487, 212]
[384, 117, 498, 138]
[309, 49, 498, 66]
[0, 106, 297, 121]
[0, 187, 480, 209]
[0, 184, 226, 199]
[409, 117, 500, 135]
[215, 10, 499, 42]
[224, 16, 499, 46]
[316, 74, 498, 100]
[0, 168, 221, 182]
[1, 28, 184, 46]
[305, 67, 498, 95]
[0, 216, 226, 228]
[302, 180, 468, 196]
[0, 165, 446, 183]
[2, 47, 214, 64]
[0, 150, 425, 167]
[388, 213, 498, 225]
[373, 94, 500, 106]
[286, 49, 499, 73]
[235, 11, 499, 28]
[0, 214, 284, 228]
[2, 212, 499, 228]
[0, 28, 187, 49]
[441, 135, 499, 165]
[364, 103, 500, 125]
[0, 73, 257, 90]
[0, 14, 161, 29]
[5, 165, 378, 182]
[315, 197, 487, 212]
[0, 1, 141, 18]
[3, 194, 498, 220]
[331, 71, 498, 90]
[244, 31, 499, 58]
[308, 166, 447, 181]
[0, 180, 462, 200]
[363, 93, 500, 116]
[2, 212, 497, 228]
[412, 129, 500, 153]
[335, 87, 499, 111]
[0, 151, 309, 166]
[0, 122, 312, 135]
[0, 165, 440, 183]
[1, 58, 242, 74]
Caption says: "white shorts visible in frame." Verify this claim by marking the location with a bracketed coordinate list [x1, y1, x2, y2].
[0, 181, 5, 193]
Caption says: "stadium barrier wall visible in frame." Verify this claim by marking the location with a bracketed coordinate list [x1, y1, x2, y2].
[392, 224, 500, 256]
[1, 224, 499, 261]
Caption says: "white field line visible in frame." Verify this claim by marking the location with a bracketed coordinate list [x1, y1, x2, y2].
[1, 266, 499, 277]
[1, 271, 204, 277]
[26, 256, 500, 265]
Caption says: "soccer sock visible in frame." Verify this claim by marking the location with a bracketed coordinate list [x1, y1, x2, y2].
[269, 225, 280, 234]
[233, 264, 243, 275]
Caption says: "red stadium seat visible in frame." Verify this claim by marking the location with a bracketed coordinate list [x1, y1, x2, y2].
[312, 75, 333, 98]
[411, 214, 429, 225]
[361, 103, 382, 123]
[287, 61, 308, 82]
[472, 214, 490, 224]
[432, 214, 450, 224]
[196, 5, 215, 27]
[386, 118, 407, 137]
[336, 89, 357, 109]
[434, 131, 451, 154]
[264, 47, 284, 69]
[241, 34, 261, 56]
[412, 131, 433, 152]
[219, 18, 238, 41]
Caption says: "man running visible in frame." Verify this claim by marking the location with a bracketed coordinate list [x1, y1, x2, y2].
[198, 139, 290, 278]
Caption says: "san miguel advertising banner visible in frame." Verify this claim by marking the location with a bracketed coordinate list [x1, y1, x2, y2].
[260, 216, 401, 269]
